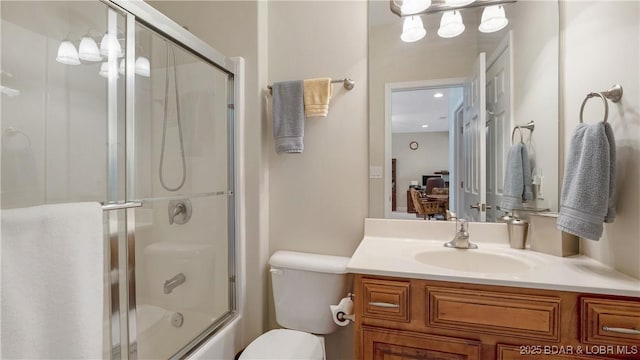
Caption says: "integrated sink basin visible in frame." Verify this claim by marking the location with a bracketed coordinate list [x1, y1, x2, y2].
[414, 249, 536, 273]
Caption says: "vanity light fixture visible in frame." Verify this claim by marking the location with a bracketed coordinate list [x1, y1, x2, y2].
[391, 0, 513, 41]
[438, 10, 465, 38]
[421, 124, 429, 128]
[56, 40, 81, 65]
[434, 92, 444, 98]
[478, 5, 508, 33]
[401, 16, 427, 42]
[445, 0, 475, 7]
[401, 0, 432, 15]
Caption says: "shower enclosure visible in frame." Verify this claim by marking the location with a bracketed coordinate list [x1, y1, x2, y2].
[1, 1, 238, 358]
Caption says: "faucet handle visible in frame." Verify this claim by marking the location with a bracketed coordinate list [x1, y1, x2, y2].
[457, 218, 468, 231]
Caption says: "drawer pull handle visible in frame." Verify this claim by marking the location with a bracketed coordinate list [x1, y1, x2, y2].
[602, 326, 640, 335]
[368, 301, 400, 308]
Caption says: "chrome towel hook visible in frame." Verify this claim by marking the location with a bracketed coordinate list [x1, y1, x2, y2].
[579, 84, 623, 124]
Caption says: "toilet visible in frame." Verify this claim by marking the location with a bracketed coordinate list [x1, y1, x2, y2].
[240, 250, 351, 359]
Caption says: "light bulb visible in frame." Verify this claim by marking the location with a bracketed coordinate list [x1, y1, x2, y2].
[56, 40, 80, 65]
[100, 33, 123, 58]
[401, 16, 426, 43]
[479, 5, 508, 33]
[135, 57, 150, 77]
[438, 10, 465, 38]
[78, 36, 101, 62]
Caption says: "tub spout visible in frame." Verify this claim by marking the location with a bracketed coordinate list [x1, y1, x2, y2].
[164, 273, 186, 294]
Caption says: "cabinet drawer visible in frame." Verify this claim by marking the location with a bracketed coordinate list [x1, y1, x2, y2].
[363, 326, 481, 360]
[361, 278, 410, 322]
[426, 286, 561, 341]
[581, 297, 640, 346]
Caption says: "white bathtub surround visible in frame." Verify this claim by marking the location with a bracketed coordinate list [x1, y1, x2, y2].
[348, 218, 640, 297]
[1, 202, 104, 359]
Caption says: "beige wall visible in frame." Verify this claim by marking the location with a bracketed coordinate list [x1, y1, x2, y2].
[560, 0, 640, 278]
[267, 1, 368, 257]
[267, 1, 368, 357]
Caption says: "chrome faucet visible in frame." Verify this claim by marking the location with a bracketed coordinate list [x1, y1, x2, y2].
[444, 219, 478, 249]
[164, 273, 186, 294]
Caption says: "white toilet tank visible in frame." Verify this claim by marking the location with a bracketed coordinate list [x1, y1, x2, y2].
[269, 251, 350, 335]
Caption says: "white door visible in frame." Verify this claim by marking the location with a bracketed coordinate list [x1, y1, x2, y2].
[485, 37, 512, 222]
[462, 53, 487, 222]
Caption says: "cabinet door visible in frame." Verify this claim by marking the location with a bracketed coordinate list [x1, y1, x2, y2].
[362, 326, 480, 360]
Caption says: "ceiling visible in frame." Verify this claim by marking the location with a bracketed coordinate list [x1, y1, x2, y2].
[391, 87, 463, 133]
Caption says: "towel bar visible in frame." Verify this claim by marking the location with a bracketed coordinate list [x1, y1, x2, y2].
[267, 78, 355, 95]
[101, 201, 143, 211]
[579, 84, 623, 124]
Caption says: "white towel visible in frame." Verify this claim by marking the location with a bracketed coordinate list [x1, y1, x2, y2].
[557, 122, 616, 240]
[1, 202, 104, 359]
[500, 143, 533, 211]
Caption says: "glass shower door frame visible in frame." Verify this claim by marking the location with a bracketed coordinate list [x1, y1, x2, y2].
[102, 1, 239, 358]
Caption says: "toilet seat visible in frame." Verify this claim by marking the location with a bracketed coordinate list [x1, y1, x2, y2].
[239, 329, 324, 360]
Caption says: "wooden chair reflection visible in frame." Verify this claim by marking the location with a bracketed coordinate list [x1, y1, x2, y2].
[425, 177, 445, 195]
[429, 187, 450, 214]
[410, 188, 440, 220]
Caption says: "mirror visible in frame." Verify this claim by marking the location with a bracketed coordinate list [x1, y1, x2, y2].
[368, 0, 559, 221]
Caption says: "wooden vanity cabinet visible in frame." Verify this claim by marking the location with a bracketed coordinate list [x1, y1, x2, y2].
[354, 274, 640, 360]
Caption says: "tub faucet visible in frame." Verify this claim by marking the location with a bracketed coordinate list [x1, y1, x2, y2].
[444, 219, 478, 249]
[164, 273, 186, 294]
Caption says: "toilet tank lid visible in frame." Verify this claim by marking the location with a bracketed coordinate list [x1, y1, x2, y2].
[269, 250, 350, 274]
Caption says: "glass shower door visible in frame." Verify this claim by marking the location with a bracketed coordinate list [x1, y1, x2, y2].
[129, 22, 235, 359]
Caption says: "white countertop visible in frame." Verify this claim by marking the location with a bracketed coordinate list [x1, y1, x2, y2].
[347, 219, 640, 297]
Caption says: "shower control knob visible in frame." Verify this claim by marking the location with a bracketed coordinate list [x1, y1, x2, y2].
[168, 199, 192, 225]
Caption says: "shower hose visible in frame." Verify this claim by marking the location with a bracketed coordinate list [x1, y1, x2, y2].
[159, 43, 187, 192]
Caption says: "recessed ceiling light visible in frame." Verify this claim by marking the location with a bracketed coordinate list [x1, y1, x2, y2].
[421, 124, 429, 128]
[434, 92, 444, 98]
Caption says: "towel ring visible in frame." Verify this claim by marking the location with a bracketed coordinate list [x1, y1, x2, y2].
[579, 85, 623, 124]
[511, 121, 535, 144]
[511, 127, 524, 144]
[580, 92, 609, 124]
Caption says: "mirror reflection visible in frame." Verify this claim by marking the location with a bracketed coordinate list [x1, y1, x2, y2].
[368, 0, 560, 222]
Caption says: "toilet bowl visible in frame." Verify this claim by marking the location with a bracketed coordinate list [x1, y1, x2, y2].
[239, 251, 351, 360]
[240, 329, 324, 360]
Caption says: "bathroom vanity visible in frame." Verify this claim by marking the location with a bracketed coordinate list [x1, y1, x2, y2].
[348, 219, 640, 360]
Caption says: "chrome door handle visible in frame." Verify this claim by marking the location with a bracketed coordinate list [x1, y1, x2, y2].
[470, 203, 488, 211]
[368, 302, 400, 308]
[602, 326, 640, 335]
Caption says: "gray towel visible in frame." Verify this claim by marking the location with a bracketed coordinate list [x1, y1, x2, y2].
[272, 81, 305, 153]
[557, 122, 616, 240]
[500, 143, 533, 211]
